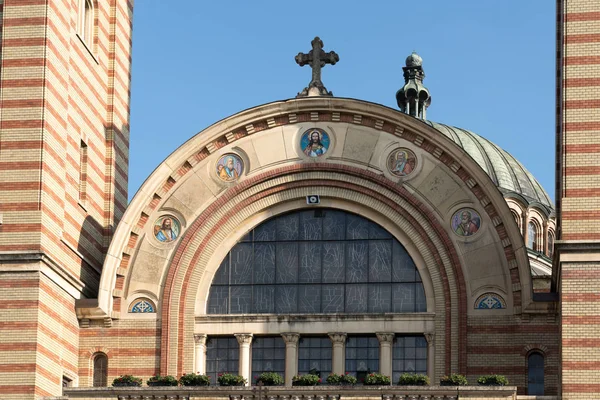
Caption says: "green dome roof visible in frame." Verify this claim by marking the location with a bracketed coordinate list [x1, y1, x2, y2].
[426, 121, 554, 211]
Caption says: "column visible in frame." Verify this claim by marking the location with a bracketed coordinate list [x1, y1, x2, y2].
[235, 333, 253, 386]
[281, 333, 300, 386]
[376, 333, 395, 378]
[193, 333, 207, 374]
[424, 332, 435, 382]
[328, 333, 346, 374]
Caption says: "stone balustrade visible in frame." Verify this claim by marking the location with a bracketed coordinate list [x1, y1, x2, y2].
[53, 385, 524, 400]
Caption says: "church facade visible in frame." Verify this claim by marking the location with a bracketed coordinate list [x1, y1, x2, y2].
[0, 1, 599, 399]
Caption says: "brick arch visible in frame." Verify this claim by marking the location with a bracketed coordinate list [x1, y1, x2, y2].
[522, 344, 550, 356]
[158, 164, 469, 377]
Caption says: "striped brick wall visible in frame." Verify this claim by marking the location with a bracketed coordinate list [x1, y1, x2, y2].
[0, 0, 132, 397]
[557, 0, 600, 399]
[467, 316, 559, 395]
[0, 270, 78, 398]
[78, 320, 160, 387]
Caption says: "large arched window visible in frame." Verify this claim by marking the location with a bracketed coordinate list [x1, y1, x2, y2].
[92, 353, 108, 387]
[527, 222, 538, 251]
[207, 209, 426, 314]
[528, 352, 544, 395]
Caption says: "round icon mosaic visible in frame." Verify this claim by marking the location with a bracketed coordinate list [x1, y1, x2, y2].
[216, 153, 244, 182]
[451, 208, 481, 237]
[300, 128, 330, 157]
[153, 215, 181, 243]
[387, 148, 417, 177]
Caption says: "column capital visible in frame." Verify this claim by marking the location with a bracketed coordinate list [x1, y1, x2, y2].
[328, 332, 347, 343]
[194, 333, 207, 345]
[234, 333, 253, 345]
[424, 332, 435, 345]
[281, 332, 300, 344]
[376, 332, 395, 344]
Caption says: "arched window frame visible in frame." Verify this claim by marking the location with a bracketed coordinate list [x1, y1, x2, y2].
[527, 350, 545, 395]
[547, 230, 555, 258]
[77, 0, 95, 47]
[92, 352, 108, 387]
[128, 297, 156, 313]
[527, 220, 540, 251]
[510, 210, 521, 229]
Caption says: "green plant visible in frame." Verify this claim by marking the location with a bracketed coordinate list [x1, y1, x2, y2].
[147, 374, 178, 386]
[363, 373, 391, 386]
[477, 374, 509, 386]
[397, 373, 429, 386]
[179, 373, 211, 386]
[292, 374, 321, 386]
[255, 371, 284, 386]
[326, 373, 357, 385]
[217, 373, 246, 386]
[112, 375, 142, 387]
[440, 373, 468, 386]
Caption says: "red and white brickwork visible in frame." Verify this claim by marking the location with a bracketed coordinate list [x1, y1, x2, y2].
[0, 0, 132, 397]
[557, 0, 600, 399]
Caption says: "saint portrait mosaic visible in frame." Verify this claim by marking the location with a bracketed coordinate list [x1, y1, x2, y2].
[216, 153, 243, 182]
[153, 215, 181, 243]
[387, 148, 417, 177]
[451, 208, 481, 237]
[300, 128, 330, 157]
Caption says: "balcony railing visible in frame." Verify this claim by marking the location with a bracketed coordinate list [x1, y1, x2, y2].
[59, 385, 523, 400]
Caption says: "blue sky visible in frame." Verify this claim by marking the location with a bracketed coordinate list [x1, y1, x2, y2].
[129, 1, 555, 201]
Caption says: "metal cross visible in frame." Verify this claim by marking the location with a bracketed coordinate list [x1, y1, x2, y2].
[295, 36, 339, 97]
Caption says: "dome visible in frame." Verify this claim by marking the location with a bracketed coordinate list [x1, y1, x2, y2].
[405, 52, 423, 67]
[425, 121, 554, 211]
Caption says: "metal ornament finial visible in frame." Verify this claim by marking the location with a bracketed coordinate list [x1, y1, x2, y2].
[295, 37, 339, 97]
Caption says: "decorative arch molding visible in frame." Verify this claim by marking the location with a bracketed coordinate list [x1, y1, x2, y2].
[159, 165, 464, 377]
[90, 97, 532, 377]
[522, 344, 550, 356]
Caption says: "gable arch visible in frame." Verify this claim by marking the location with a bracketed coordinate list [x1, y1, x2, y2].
[90, 97, 533, 377]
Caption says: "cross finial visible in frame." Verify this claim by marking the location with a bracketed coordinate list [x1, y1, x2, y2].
[295, 37, 339, 98]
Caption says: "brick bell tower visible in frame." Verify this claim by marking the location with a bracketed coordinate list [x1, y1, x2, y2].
[0, 0, 132, 397]
[555, 0, 600, 398]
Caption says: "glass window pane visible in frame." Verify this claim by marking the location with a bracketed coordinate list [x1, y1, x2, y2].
[300, 210, 322, 240]
[277, 213, 299, 241]
[346, 242, 368, 283]
[298, 336, 332, 378]
[207, 209, 423, 316]
[369, 284, 391, 313]
[345, 284, 368, 313]
[275, 285, 297, 313]
[254, 244, 276, 284]
[253, 286, 274, 313]
[298, 285, 321, 313]
[322, 242, 345, 283]
[322, 285, 344, 313]
[299, 242, 321, 283]
[369, 241, 392, 282]
[252, 337, 285, 383]
[206, 337, 239, 384]
[276, 243, 298, 283]
[346, 214, 369, 240]
[323, 210, 345, 240]
[230, 243, 253, 284]
[345, 335, 379, 378]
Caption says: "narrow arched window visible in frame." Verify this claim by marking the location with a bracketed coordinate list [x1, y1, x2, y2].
[527, 222, 537, 250]
[528, 352, 544, 395]
[92, 353, 108, 387]
[547, 232, 554, 258]
[78, 0, 94, 45]
[511, 210, 521, 229]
